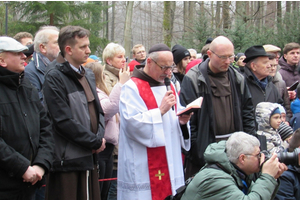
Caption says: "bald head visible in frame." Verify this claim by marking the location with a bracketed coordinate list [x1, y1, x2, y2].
[209, 36, 234, 52]
[207, 36, 234, 73]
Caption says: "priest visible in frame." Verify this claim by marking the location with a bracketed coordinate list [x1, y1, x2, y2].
[117, 44, 192, 200]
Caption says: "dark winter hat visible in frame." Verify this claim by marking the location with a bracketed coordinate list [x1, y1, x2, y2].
[205, 37, 213, 44]
[234, 53, 245, 62]
[243, 45, 270, 63]
[172, 44, 191, 65]
[278, 122, 294, 141]
[148, 43, 170, 54]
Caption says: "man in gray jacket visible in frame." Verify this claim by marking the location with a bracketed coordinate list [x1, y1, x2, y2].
[43, 25, 106, 200]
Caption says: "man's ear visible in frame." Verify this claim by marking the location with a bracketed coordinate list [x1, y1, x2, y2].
[65, 45, 72, 56]
[39, 43, 46, 54]
[0, 55, 7, 67]
[250, 62, 256, 72]
[283, 54, 287, 60]
[207, 50, 212, 57]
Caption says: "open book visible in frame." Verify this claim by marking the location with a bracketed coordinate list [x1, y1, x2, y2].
[177, 96, 203, 116]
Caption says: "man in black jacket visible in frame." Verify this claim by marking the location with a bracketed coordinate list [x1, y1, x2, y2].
[243, 45, 283, 110]
[0, 36, 54, 199]
[43, 26, 105, 200]
[180, 36, 256, 180]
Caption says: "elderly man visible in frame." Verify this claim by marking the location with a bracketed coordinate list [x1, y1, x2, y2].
[243, 45, 283, 109]
[24, 26, 60, 104]
[118, 44, 192, 200]
[264, 45, 292, 121]
[0, 36, 54, 199]
[43, 26, 106, 200]
[181, 132, 287, 200]
[180, 36, 256, 179]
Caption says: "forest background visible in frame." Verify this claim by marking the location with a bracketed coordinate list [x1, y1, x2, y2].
[0, 1, 299, 60]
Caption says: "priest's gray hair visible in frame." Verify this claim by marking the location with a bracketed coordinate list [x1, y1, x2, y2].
[226, 132, 260, 164]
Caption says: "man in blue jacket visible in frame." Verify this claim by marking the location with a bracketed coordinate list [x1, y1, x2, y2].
[0, 36, 54, 199]
[25, 26, 60, 104]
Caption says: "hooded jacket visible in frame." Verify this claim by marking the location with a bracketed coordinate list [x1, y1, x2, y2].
[0, 67, 54, 198]
[43, 54, 105, 172]
[278, 56, 300, 87]
[256, 102, 285, 153]
[181, 141, 279, 200]
[179, 59, 255, 169]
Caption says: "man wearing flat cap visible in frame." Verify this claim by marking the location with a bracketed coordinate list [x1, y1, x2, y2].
[264, 44, 293, 122]
[0, 36, 54, 199]
[117, 43, 192, 200]
[243, 45, 283, 110]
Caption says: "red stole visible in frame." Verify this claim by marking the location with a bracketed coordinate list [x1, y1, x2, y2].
[131, 77, 175, 200]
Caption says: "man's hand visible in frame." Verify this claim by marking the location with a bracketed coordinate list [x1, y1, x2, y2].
[261, 153, 288, 179]
[178, 113, 193, 125]
[22, 166, 37, 183]
[287, 90, 296, 100]
[159, 91, 176, 116]
[93, 138, 106, 154]
[31, 165, 45, 185]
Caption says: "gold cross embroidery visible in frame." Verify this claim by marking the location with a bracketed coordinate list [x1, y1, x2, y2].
[155, 170, 165, 180]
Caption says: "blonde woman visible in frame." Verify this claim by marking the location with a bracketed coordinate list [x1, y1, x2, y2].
[85, 61, 130, 200]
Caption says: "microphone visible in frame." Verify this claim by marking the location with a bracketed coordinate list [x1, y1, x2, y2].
[164, 77, 174, 110]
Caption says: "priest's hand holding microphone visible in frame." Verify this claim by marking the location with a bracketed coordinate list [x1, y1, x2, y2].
[160, 77, 193, 125]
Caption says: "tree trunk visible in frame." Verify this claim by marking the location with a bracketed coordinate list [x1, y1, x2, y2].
[215, 2, 221, 35]
[163, 1, 175, 47]
[222, 1, 230, 30]
[104, 1, 109, 39]
[111, 1, 115, 41]
[276, 1, 282, 28]
[124, 1, 134, 58]
[183, 1, 188, 36]
[50, 13, 54, 25]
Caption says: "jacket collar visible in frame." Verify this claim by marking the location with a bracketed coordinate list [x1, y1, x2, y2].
[0, 67, 23, 89]
[132, 65, 164, 87]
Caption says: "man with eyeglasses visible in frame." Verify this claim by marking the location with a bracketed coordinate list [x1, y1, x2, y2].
[181, 132, 287, 200]
[118, 43, 192, 200]
[180, 36, 256, 180]
[128, 44, 147, 71]
[265, 45, 293, 123]
[243, 45, 283, 111]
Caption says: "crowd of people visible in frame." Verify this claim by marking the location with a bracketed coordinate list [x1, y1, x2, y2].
[1, 25, 300, 200]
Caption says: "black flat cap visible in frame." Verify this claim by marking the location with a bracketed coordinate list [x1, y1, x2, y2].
[148, 43, 170, 54]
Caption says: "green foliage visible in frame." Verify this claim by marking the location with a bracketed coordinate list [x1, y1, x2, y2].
[2, 1, 110, 54]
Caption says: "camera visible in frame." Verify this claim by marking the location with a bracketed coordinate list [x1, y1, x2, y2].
[262, 148, 300, 166]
